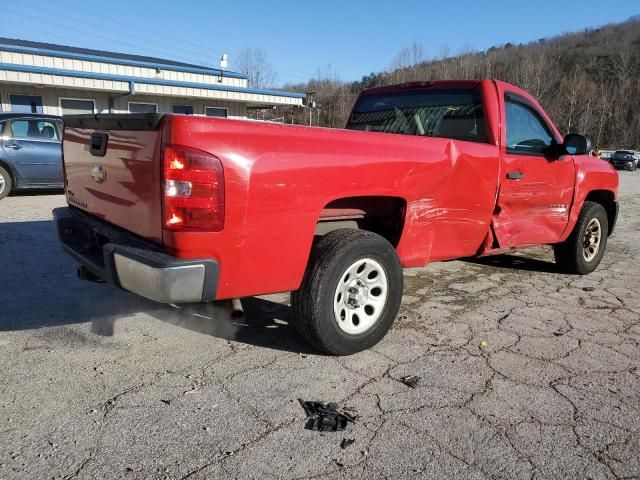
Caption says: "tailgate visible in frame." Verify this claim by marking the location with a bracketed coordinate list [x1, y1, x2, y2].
[63, 114, 165, 244]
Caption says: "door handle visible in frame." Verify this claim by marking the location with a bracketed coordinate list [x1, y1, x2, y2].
[506, 171, 524, 180]
[4, 143, 22, 150]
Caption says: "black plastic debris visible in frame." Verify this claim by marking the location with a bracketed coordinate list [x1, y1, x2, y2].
[298, 399, 357, 432]
[340, 438, 355, 449]
[398, 375, 421, 388]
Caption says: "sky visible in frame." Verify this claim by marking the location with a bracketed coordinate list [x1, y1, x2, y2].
[2, 0, 639, 86]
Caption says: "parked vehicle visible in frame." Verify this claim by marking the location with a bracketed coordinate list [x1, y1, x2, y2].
[54, 80, 619, 355]
[609, 150, 638, 171]
[0, 113, 64, 199]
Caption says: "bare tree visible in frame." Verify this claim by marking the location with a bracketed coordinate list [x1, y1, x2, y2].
[233, 48, 277, 89]
[388, 41, 425, 83]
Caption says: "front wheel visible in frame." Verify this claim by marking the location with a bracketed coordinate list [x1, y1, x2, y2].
[554, 201, 609, 274]
[291, 229, 403, 355]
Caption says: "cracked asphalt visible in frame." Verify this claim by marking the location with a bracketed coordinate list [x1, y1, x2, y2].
[1, 172, 639, 480]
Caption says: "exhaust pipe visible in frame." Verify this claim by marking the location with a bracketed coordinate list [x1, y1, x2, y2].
[230, 298, 244, 318]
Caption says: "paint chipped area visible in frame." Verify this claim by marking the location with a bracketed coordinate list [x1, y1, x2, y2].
[406, 198, 447, 222]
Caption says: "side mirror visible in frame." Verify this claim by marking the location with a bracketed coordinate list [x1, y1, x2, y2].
[563, 133, 591, 155]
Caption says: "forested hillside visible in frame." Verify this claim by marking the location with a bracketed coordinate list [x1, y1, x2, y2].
[283, 16, 640, 149]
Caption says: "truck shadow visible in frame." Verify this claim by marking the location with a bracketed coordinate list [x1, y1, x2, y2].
[464, 253, 560, 274]
[146, 297, 317, 354]
[0, 219, 316, 354]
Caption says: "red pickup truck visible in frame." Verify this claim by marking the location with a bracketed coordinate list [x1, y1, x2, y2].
[55, 80, 618, 355]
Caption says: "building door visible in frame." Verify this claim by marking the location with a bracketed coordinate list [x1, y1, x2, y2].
[10, 95, 43, 114]
[172, 105, 193, 115]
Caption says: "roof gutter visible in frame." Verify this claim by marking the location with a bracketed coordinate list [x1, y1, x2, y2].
[108, 80, 135, 113]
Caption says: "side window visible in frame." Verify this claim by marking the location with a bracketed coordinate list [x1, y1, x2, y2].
[10, 120, 30, 138]
[9, 120, 60, 141]
[38, 120, 60, 141]
[505, 99, 554, 155]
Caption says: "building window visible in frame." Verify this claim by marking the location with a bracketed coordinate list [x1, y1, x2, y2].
[172, 105, 193, 115]
[204, 107, 228, 118]
[60, 98, 96, 115]
[10, 95, 43, 114]
[129, 102, 158, 113]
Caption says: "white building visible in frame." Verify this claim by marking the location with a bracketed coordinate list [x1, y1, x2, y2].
[0, 37, 305, 118]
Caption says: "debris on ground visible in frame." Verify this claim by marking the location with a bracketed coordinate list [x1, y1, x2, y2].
[298, 399, 357, 432]
[553, 326, 570, 336]
[160, 399, 171, 405]
[480, 340, 489, 349]
[340, 438, 355, 449]
[398, 375, 421, 388]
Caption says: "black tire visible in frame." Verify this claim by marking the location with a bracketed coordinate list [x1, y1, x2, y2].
[554, 201, 608, 275]
[291, 229, 403, 355]
[0, 166, 12, 200]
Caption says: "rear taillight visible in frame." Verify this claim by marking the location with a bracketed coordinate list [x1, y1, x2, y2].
[162, 144, 225, 231]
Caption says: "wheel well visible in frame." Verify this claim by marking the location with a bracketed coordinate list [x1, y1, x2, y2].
[315, 196, 406, 247]
[585, 190, 617, 235]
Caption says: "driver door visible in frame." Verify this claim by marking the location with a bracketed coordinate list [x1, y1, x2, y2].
[492, 92, 575, 247]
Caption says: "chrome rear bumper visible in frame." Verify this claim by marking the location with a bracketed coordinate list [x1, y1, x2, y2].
[53, 207, 219, 303]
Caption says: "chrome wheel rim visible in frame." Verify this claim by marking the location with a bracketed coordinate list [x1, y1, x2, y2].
[582, 218, 602, 262]
[0, 174, 5, 195]
[333, 257, 388, 335]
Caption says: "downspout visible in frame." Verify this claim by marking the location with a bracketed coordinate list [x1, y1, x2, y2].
[108, 80, 135, 113]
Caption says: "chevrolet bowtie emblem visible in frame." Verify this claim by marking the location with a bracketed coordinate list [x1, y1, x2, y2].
[90, 164, 106, 183]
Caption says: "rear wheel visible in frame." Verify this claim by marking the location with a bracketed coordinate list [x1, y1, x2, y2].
[0, 166, 12, 200]
[554, 201, 608, 274]
[291, 229, 403, 355]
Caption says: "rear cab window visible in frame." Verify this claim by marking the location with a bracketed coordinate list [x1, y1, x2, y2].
[346, 88, 488, 143]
